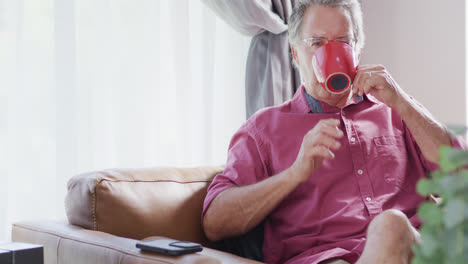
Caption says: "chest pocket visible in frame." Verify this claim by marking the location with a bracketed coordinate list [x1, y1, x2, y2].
[373, 135, 412, 192]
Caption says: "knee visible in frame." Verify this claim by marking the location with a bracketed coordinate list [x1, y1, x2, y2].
[368, 209, 413, 241]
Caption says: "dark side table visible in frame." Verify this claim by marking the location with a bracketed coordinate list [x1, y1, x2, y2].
[0, 242, 43, 264]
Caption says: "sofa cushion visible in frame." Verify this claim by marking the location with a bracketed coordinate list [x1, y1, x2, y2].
[65, 166, 224, 245]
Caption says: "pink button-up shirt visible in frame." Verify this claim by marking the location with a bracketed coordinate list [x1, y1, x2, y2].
[203, 86, 464, 264]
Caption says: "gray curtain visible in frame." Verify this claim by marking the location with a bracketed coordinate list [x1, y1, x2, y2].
[202, 0, 301, 118]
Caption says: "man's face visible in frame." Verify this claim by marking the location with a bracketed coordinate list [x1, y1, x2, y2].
[292, 6, 358, 103]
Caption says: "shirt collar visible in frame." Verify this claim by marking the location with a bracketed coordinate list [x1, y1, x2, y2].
[291, 84, 379, 114]
[365, 94, 380, 104]
[304, 90, 323, 113]
[291, 85, 313, 113]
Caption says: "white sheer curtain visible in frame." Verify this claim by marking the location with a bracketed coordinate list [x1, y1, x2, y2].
[0, 0, 250, 241]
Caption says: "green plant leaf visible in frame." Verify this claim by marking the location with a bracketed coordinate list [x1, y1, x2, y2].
[417, 202, 442, 227]
[417, 179, 436, 196]
[420, 232, 440, 258]
[447, 255, 466, 264]
[437, 173, 468, 196]
[444, 199, 465, 229]
[442, 227, 459, 258]
[464, 235, 468, 262]
[430, 170, 444, 180]
[446, 148, 468, 166]
[411, 256, 425, 264]
[441, 147, 468, 172]
[439, 146, 456, 173]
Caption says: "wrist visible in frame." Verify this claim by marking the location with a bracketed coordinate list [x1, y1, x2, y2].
[393, 93, 412, 117]
[287, 163, 309, 184]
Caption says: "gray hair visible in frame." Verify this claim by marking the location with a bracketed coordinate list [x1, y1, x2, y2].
[288, 0, 365, 52]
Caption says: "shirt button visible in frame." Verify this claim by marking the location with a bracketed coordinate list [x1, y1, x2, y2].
[350, 137, 356, 143]
[366, 197, 372, 202]
[357, 169, 363, 175]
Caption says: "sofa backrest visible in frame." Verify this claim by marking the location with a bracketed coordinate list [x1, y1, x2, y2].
[65, 166, 224, 245]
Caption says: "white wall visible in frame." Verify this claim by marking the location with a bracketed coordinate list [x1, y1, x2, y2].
[361, 0, 466, 127]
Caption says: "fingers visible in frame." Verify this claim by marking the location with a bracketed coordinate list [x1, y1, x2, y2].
[292, 119, 344, 181]
[314, 133, 341, 150]
[352, 65, 386, 96]
[310, 145, 335, 160]
[354, 71, 378, 96]
[309, 119, 343, 140]
[304, 119, 344, 157]
[319, 121, 344, 140]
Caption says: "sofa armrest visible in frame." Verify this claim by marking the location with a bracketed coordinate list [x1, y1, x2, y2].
[65, 166, 223, 243]
[12, 220, 262, 264]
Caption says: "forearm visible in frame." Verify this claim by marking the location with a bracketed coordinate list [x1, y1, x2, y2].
[203, 167, 301, 241]
[395, 94, 451, 163]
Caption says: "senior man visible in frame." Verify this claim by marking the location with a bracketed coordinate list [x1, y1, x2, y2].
[202, 0, 465, 263]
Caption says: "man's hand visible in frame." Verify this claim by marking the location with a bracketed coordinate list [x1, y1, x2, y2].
[291, 119, 344, 183]
[205, 119, 344, 241]
[352, 65, 409, 111]
[205, 120, 343, 240]
[352, 64, 452, 164]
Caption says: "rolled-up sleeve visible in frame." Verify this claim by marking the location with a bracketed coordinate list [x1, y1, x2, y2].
[202, 122, 269, 223]
[447, 130, 468, 150]
[402, 97, 468, 172]
[404, 121, 468, 172]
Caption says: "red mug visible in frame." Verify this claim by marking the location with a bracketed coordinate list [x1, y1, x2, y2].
[312, 41, 358, 94]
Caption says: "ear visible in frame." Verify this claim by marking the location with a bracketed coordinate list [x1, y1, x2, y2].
[291, 45, 300, 66]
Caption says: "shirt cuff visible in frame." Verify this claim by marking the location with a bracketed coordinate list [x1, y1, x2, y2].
[201, 177, 237, 228]
[422, 127, 468, 172]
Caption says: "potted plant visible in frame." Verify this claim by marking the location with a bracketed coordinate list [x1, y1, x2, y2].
[412, 136, 468, 263]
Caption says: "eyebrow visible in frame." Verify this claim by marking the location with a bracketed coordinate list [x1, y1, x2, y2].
[307, 35, 352, 39]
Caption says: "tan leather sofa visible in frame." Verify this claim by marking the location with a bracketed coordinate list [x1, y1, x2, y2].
[12, 166, 262, 264]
